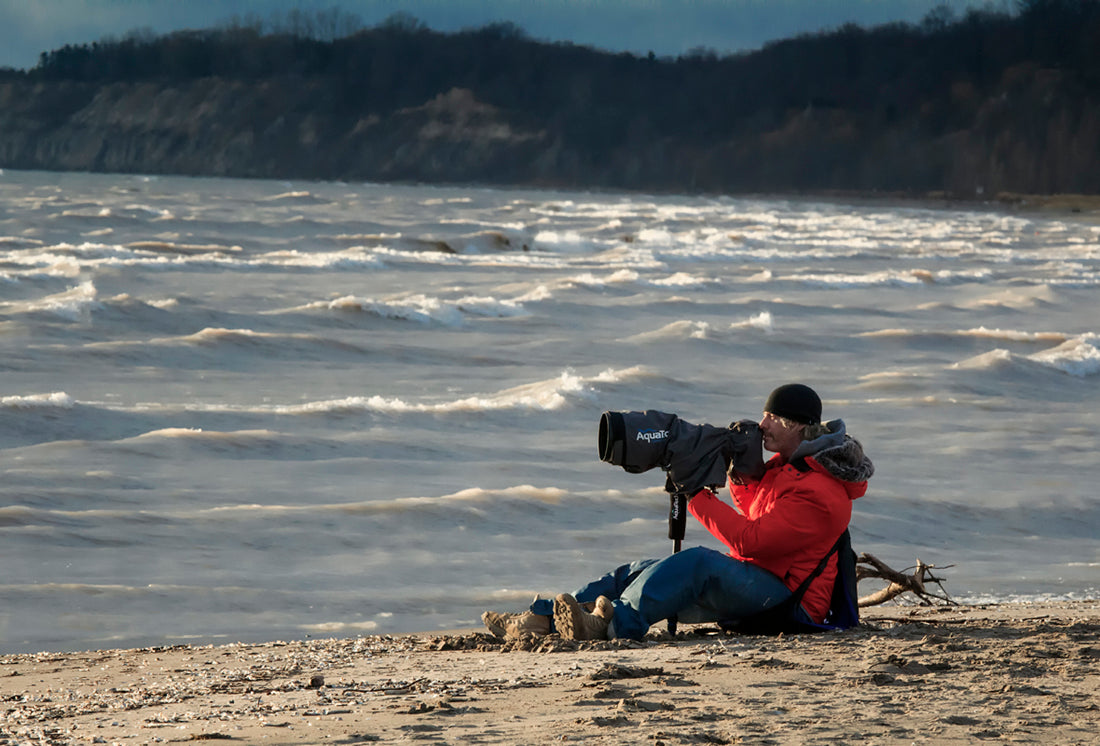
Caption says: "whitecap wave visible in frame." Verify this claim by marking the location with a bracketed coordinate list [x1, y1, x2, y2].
[202, 484, 575, 517]
[623, 320, 708, 342]
[1028, 334, 1100, 377]
[444, 229, 533, 253]
[860, 326, 1068, 343]
[959, 284, 1058, 310]
[262, 366, 652, 415]
[3, 280, 101, 320]
[310, 292, 527, 326]
[0, 236, 44, 247]
[0, 255, 82, 281]
[125, 241, 242, 256]
[301, 369, 612, 414]
[263, 191, 328, 205]
[514, 285, 553, 302]
[951, 348, 1023, 372]
[950, 338, 1100, 378]
[533, 229, 586, 246]
[730, 311, 773, 332]
[786, 268, 991, 288]
[17, 242, 382, 274]
[453, 295, 529, 318]
[649, 272, 719, 288]
[121, 203, 174, 220]
[959, 327, 1068, 343]
[322, 294, 468, 326]
[561, 269, 639, 288]
[625, 311, 772, 343]
[0, 392, 75, 409]
[177, 328, 302, 345]
[96, 367, 648, 417]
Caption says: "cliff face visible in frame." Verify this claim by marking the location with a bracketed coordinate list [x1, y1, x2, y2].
[0, 79, 553, 184]
[1, 65, 1097, 196]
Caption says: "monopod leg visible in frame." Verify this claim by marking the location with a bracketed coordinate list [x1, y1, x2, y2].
[667, 493, 687, 636]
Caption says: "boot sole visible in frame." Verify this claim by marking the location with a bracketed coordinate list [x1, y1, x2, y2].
[480, 612, 508, 638]
[553, 593, 588, 640]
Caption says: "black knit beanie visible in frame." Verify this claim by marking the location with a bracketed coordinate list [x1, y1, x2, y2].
[764, 383, 822, 425]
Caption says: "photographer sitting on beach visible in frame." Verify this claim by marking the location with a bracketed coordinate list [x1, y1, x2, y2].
[481, 383, 874, 640]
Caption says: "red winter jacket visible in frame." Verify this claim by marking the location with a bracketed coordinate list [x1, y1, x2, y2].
[688, 448, 868, 623]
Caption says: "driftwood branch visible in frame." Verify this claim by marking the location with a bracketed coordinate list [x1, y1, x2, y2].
[856, 552, 956, 607]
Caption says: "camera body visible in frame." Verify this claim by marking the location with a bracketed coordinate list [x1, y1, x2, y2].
[598, 410, 765, 496]
[598, 409, 765, 543]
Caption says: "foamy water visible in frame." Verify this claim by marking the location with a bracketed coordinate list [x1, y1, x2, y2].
[1, 170, 1097, 653]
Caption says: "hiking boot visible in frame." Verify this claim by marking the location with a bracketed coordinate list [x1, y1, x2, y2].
[481, 610, 551, 638]
[554, 593, 613, 641]
[480, 610, 512, 637]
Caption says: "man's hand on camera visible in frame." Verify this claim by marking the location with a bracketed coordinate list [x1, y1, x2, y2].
[729, 418, 760, 433]
[727, 419, 766, 485]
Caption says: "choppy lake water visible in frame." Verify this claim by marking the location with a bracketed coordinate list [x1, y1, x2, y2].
[1, 169, 1097, 653]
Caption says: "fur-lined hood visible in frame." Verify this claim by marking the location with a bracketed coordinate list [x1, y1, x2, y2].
[790, 419, 875, 484]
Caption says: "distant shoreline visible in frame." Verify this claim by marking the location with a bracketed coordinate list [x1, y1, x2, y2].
[809, 189, 1100, 222]
[7, 165, 1100, 223]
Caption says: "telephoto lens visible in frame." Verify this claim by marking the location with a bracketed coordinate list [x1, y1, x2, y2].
[598, 409, 764, 494]
[597, 410, 624, 464]
[598, 410, 675, 473]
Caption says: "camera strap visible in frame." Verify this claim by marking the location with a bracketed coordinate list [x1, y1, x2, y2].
[722, 528, 849, 636]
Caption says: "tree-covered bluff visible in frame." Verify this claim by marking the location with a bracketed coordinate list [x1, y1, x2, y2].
[1, 0, 1098, 196]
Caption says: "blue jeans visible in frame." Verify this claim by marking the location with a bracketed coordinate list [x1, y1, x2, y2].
[531, 546, 807, 640]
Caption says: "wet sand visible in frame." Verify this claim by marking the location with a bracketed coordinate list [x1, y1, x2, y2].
[2, 601, 1097, 745]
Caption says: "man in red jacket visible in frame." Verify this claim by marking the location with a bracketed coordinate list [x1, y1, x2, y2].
[482, 383, 873, 641]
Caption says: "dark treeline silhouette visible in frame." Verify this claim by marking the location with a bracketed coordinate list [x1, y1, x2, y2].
[3, 0, 1100, 195]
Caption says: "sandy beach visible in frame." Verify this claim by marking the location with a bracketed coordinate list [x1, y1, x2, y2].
[2, 601, 1097, 745]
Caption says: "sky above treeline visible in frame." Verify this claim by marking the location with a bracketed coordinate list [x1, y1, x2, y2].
[1, 0, 1006, 70]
